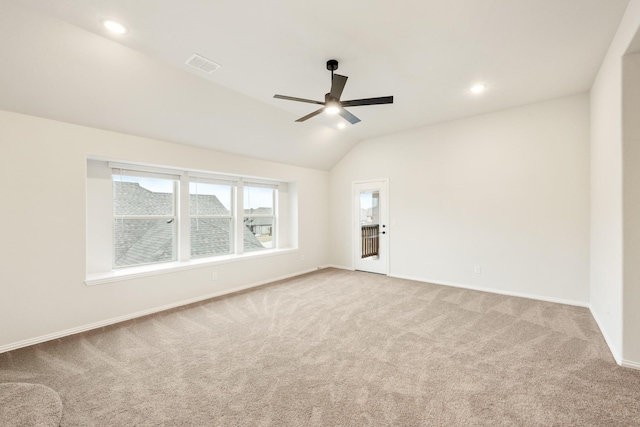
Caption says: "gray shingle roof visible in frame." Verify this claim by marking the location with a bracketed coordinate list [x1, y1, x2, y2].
[191, 218, 231, 258]
[114, 182, 263, 267]
[114, 182, 173, 215]
[244, 207, 274, 226]
[114, 218, 174, 266]
[191, 194, 230, 216]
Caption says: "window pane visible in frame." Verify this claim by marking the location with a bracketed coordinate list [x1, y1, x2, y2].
[114, 176, 175, 216]
[359, 191, 379, 224]
[191, 218, 233, 258]
[189, 182, 232, 215]
[114, 218, 175, 267]
[244, 217, 273, 252]
[244, 186, 273, 215]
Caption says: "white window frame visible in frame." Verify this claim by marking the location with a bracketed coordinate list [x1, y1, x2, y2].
[243, 182, 278, 252]
[111, 167, 180, 269]
[189, 175, 236, 259]
[86, 160, 295, 285]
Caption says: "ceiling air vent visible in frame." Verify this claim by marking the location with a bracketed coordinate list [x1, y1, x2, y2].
[185, 54, 220, 73]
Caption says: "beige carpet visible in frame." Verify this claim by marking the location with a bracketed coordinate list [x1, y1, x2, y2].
[1, 268, 639, 426]
[0, 382, 62, 426]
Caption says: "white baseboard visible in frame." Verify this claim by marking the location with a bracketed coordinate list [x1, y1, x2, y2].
[588, 305, 622, 365]
[8, 266, 638, 371]
[389, 273, 590, 308]
[0, 267, 324, 354]
[621, 359, 640, 370]
[391, 274, 640, 368]
[324, 264, 355, 271]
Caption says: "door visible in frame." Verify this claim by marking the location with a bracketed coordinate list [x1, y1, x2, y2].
[353, 180, 388, 274]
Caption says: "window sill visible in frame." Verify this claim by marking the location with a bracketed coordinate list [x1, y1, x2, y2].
[85, 248, 298, 286]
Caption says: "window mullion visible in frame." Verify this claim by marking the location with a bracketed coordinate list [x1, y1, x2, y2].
[179, 174, 190, 262]
[273, 188, 278, 249]
[236, 180, 244, 255]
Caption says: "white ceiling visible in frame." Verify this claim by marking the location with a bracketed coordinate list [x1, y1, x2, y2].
[0, 0, 631, 170]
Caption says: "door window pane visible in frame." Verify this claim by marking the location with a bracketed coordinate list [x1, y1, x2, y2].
[359, 191, 379, 224]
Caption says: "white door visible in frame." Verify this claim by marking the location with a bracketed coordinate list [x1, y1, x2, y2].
[353, 180, 388, 274]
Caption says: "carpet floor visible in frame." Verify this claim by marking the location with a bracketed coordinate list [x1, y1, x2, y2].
[1, 268, 640, 426]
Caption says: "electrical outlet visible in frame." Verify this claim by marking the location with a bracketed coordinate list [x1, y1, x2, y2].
[212, 272, 218, 281]
[301, 254, 305, 260]
[474, 266, 482, 274]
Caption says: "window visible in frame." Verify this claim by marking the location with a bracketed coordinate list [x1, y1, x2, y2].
[86, 160, 294, 279]
[243, 184, 277, 252]
[190, 178, 234, 258]
[112, 170, 178, 268]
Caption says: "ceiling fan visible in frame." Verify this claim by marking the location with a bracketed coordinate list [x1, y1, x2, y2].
[274, 59, 393, 125]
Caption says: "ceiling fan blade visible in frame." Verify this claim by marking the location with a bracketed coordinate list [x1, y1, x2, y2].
[295, 108, 325, 122]
[329, 74, 348, 100]
[341, 96, 394, 107]
[274, 94, 324, 105]
[338, 108, 361, 125]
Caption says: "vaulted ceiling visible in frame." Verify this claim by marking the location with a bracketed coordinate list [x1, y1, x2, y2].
[0, 0, 630, 169]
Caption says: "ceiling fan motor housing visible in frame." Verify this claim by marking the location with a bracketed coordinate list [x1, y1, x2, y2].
[273, 58, 393, 125]
[325, 93, 338, 103]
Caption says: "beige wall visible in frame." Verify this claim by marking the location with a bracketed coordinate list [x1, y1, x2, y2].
[590, 0, 640, 366]
[330, 94, 591, 305]
[0, 110, 329, 350]
[623, 52, 640, 365]
[3, 1, 640, 368]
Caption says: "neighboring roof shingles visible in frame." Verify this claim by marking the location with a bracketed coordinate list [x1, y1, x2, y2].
[191, 194, 229, 216]
[244, 207, 274, 227]
[114, 182, 263, 267]
[114, 182, 173, 215]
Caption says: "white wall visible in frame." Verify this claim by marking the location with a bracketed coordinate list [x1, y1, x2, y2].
[0, 110, 329, 351]
[590, 0, 640, 365]
[623, 52, 640, 366]
[0, 1, 356, 171]
[330, 94, 590, 305]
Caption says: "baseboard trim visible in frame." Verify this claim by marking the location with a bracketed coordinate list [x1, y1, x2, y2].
[621, 359, 640, 370]
[8, 266, 633, 371]
[588, 305, 622, 365]
[324, 264, 355, 271]
[388, 273, 590, 308]
[0, 267, 325, 354]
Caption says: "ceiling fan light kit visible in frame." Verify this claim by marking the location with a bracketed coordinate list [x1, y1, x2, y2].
[325, 100, 340, 114]
[274, 59, 394, 125]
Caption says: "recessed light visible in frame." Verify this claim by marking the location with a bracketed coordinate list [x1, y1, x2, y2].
[102, 20, 127, 34]
[470, 84, 486, 94]
[337, 123, 346, 129]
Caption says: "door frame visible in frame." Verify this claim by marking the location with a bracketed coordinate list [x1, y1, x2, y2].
[352, 179, 389, 275]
